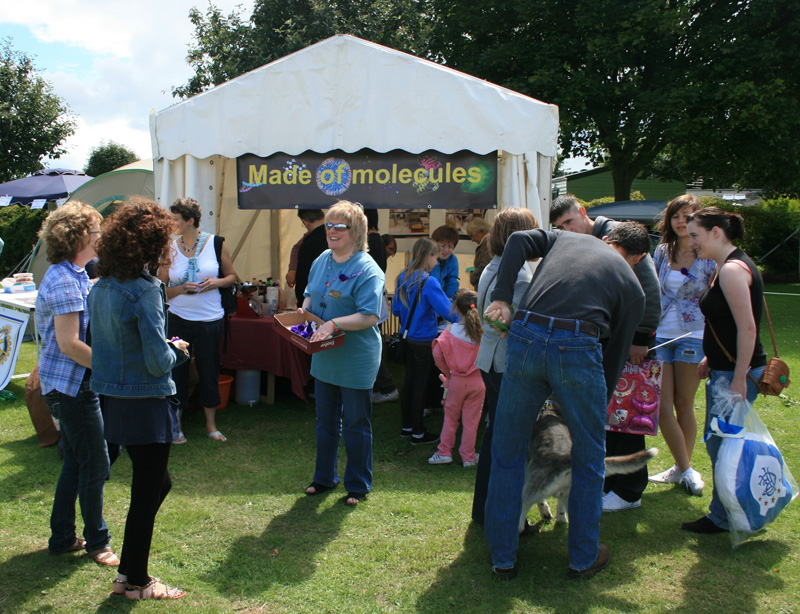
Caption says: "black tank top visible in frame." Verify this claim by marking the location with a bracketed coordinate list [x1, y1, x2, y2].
[699, 248, 766, 371]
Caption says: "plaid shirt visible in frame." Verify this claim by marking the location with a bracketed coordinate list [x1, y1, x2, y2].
[35, 260, 91, 396]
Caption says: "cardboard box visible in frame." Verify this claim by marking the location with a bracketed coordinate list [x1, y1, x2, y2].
[273, 311, 345, 354]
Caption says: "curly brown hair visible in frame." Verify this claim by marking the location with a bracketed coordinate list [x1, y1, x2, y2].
[38, 201, 102, 264]
[96, 197, 174, 280]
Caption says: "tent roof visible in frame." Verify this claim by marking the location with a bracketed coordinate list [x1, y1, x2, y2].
[586, 200, 667, 225]
[151, 35, 559, 161]
[0, 168, 93, 205]
[66, 167, 154, 215]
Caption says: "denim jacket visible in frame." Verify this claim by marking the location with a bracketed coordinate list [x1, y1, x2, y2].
[653, 243, 716, 333]
[88, 272, 188, 397]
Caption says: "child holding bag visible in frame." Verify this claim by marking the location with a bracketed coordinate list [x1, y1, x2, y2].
[429, 290, 486, 467]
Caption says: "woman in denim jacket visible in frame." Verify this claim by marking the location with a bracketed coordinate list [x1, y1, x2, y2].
[649, 196, 716, 496]
[89, 198, 190, 601]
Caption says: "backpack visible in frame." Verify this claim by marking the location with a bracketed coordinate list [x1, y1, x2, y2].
[214, 235, 237, 350]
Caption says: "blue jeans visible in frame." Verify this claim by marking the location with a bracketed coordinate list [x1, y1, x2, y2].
[44, 381, 111, 553]
[484, 318, 606, 571]
[313, 380, 373, 494]
[704, 366, 765, 529]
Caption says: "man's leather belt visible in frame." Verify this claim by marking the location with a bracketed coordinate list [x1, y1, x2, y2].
[513, 311, 598, 337]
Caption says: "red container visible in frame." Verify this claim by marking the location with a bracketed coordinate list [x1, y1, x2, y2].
[217, 374, 234, 410]
[236, 295, 259, 318]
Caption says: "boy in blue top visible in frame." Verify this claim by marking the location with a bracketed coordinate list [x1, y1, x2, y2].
[429, 225, 460, 300]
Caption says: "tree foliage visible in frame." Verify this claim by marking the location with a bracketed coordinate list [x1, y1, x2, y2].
[173, 0, 435, 98]
[84, 141, 139, 177]
[173, 0, 800, 199]
[0, 40, 75, 182]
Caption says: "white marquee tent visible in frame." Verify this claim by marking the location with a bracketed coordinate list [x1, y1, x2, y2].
[149, 34, 559, 282]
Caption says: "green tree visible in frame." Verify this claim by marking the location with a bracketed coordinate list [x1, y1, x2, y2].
[173, 0, 435, 98]
[0, 40, 75, 182]
[84, 141, 139, 177]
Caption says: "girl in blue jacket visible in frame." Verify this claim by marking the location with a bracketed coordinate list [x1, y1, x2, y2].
[393, 238, 459, 444]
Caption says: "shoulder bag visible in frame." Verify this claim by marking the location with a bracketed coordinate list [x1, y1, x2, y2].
[387, 276, 425, 364]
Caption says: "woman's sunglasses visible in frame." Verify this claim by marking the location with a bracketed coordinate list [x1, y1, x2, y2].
[325, 223, 351, 231]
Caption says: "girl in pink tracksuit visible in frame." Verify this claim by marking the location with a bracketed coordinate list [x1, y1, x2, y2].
[429, 290, 486, 467]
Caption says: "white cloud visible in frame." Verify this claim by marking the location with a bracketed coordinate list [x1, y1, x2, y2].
[1, 1, 251, 172]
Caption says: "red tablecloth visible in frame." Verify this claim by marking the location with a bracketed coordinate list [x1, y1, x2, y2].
[220, 315, 311, 401]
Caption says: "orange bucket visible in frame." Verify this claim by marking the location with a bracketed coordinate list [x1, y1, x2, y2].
[217, 374, 234, 410]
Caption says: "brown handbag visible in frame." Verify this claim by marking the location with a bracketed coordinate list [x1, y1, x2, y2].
[707, 297, 790, 396]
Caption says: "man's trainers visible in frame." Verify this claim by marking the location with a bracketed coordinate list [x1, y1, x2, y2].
[649, 465, 681, 484]
[428, 453, 452, 464]
[602, 491, 641, 512]
[463, 453, 480, 468]
[410, 432, 440, 445]
[400, 429, 412, 438]
[568, 544, 610, 580]
[372, 390, 399, 404]
[680, 469, 705, 496]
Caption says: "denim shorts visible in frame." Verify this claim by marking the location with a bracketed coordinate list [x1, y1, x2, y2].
[654, 335, 704, 365]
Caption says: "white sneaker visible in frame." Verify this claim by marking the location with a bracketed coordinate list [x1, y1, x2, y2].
[372, 390, 399, 404]
[680, 469, 705, 496]
[463, 453, 479, 468]
[602, 491, 641, 512]
[649, 465, 681, 484]
[428, 453, 452, 465]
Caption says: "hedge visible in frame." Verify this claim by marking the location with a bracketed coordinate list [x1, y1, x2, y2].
[0, 205, 47, 278]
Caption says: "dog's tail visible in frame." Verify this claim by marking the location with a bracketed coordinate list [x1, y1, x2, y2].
[604, 448, 658, 476]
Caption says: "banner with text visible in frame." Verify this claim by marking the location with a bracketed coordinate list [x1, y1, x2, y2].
[236, 149, 497, 210]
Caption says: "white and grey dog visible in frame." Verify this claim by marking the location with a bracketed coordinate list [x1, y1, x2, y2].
[519, 399, 658, 533]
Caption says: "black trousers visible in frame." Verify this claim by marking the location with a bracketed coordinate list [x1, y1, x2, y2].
[400, 340, 435, 435]
[118, 442, 172, 585]
[604, 431, 648, 502]
[472, 368, 503, 523]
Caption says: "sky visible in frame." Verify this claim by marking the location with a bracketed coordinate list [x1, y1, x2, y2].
[1, 1, 588, 176]
[0, 0, 251, 173]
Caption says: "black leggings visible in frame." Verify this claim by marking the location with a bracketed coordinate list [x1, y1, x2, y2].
[118, 442, 172, 585]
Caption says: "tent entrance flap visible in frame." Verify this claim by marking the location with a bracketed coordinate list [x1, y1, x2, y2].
[236, 149, 498, 210]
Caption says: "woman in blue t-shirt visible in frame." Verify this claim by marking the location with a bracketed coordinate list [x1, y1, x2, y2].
[300, 201, 385, 506]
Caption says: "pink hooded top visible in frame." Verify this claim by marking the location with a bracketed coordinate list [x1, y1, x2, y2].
[432, 326, 481, 379]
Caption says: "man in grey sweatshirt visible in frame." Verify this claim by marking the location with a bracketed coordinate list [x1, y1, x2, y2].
[483, 223, 648, 580]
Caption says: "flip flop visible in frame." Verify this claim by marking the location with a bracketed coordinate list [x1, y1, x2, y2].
[207, 430, 227, 442]
[305, 481, 336, 496]
[49, 538, 85, 555]
[172, 432, 187, 444]
[88, 547, 120, 567]
[345, 492, 367, 506]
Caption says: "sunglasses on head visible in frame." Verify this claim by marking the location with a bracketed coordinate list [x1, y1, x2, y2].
[325, 223, 351, 231]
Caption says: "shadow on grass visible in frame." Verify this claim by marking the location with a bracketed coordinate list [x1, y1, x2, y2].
[206, 491, 351, 597]
[0, 548, 86, 614]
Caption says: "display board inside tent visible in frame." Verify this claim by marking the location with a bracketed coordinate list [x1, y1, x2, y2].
[236, 149, 497, 209]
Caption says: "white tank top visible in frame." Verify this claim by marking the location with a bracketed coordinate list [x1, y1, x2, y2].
[167, 236, 224, 322]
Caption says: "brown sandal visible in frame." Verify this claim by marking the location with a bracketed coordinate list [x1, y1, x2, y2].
[111, 574, 127, 596]
[49, 538, 85, 555]
[125, 576, 186, 600]
[88, 547, 120, 567]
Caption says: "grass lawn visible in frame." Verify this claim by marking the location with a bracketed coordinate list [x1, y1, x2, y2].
[1, 284, 799, 613]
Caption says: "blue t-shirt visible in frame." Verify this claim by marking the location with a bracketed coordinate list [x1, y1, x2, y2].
[430, 254, 459, 299]
[305, 250, 384, 390]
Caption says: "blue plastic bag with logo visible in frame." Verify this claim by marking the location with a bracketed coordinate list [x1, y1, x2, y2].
[708, 379, 797, 547]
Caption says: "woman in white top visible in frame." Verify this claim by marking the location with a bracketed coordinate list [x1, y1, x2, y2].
[649, 195, 716, 495]
[159, 198, 236, 442]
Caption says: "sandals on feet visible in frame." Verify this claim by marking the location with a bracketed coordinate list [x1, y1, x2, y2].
[305, 481, 336, 496]
[207, 430, 227, 442]
[89, 546, 120, 567]
[125, 576, 186, 600]
[173, 432, 187, 444]
[49, 538, 85, 554]
[111, 574, 127, 596]
[345, 492, 367, 506]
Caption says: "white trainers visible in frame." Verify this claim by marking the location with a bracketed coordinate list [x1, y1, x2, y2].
[463, 453, 479, 468]
[649, 465, 681, 484]
[428, 453, 453, 465]
[372, 390, 399, 404]
[680, 469, 705, 496]
[602, 491, 641, 512]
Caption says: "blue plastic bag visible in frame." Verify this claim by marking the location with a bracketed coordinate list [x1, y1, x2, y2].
[708, 379, 797, 547]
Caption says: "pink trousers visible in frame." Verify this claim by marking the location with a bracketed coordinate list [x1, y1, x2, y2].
[436, 371, 486, 462]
